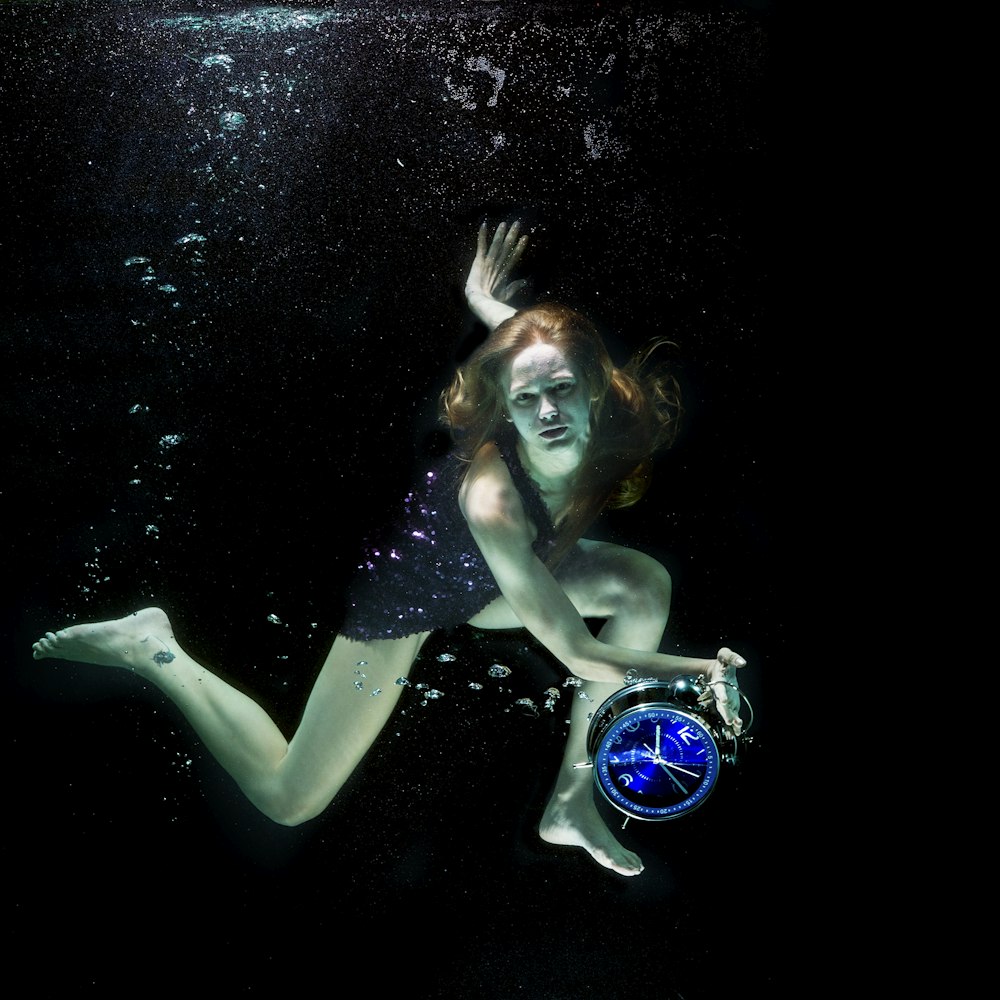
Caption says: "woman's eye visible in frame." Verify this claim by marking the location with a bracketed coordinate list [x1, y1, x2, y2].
[554, 382, 575, 394]
[514, 393, 534, 404]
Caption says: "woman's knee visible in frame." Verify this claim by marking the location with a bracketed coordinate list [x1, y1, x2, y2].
[246, 766, 341, 827]
[269, 804, 326, 828]
[611, 549, 672, 618]
[568, 541, 672, 620]
[258, 786, 335, 827]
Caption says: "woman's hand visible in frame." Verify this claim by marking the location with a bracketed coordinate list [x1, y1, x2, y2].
[465, 220, 530, 330]
[698, 647, 747, 735]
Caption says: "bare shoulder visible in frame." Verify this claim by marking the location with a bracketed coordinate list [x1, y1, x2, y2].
[459, 443, 530, 534]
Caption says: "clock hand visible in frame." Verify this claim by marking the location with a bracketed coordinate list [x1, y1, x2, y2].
[659, 760, 700, 778]
[657, 763, 689, 794]
[640, 741, 698, 779]
[655, 723, 661, 757]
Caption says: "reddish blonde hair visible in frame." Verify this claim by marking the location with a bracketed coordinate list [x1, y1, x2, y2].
[441, 304, 682, 563]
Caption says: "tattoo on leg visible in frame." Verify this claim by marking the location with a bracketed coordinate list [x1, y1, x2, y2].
[140, 632, 176, 666]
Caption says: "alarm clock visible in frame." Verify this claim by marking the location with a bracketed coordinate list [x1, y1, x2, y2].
[584, 674, 741, 822]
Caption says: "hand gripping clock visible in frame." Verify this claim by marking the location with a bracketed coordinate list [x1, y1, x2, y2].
[580, 673, 754, 823]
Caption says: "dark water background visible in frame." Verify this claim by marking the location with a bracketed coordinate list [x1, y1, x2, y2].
[3, 2, 784, 995]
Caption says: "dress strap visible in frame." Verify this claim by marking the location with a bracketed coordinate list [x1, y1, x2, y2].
[495, 437, 557, 555]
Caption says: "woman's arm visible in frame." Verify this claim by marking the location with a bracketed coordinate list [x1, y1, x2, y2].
[460, 447, 747, 729]
[465, 221, 530, 330]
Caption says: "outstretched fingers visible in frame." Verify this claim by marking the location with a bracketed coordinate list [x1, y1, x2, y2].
[700, 647, 747, 734]
[484, 220, 529, 286]
[487, 219, 518, 262]
[718, 647, 746, 670]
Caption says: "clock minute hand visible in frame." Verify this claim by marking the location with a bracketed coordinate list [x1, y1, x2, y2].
[642, 742, 699, 780]
[660, 760, 700, 779]
[657, 763, 689, 794]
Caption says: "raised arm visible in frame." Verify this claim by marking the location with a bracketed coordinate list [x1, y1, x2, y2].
[465, 221, 530, 330]
[459, 446, 747, 731]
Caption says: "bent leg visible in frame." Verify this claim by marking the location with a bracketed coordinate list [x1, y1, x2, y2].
[32, 608, 426, 825]
[470, 540, 672, 876]
[545, 541, 672, 874]
[266, 630, 427, 824]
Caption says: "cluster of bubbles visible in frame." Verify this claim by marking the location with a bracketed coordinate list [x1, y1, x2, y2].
[157, 9, 348, 34]
[360, 645, 588, 720]
[76, 410, 190, 603]
[345, 660, 379, 698]
[623, 668, 657, 686]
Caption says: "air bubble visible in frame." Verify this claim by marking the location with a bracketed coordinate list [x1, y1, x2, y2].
[488, 663, 511, 678]
[202, 54, 234, 72]
[220, 110, 247, 130]
[436, 652, 456, 662]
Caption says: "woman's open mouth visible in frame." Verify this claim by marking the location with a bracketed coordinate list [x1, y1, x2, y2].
[539, 426, 567, 440]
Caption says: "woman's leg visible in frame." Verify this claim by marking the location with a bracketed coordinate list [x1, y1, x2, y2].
[32, 608, 427, 825]
[469, 539, 672, 876]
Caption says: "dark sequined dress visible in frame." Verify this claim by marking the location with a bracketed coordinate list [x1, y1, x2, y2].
[339, 439, 556, 642]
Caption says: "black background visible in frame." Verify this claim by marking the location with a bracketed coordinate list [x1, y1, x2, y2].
[3, 2, 785, 995]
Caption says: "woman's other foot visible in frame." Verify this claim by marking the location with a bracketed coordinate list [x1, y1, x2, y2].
[32, 607, 177, 676]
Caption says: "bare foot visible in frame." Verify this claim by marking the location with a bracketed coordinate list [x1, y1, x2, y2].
[32, 607, 178, 675]
[540, 784, 644, 877]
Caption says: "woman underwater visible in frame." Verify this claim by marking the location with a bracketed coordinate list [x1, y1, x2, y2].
[32, 222, 747, 877]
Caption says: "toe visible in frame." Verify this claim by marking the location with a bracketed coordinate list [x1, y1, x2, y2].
[616, 855, 645, 877]
[599, 847, 644, 877]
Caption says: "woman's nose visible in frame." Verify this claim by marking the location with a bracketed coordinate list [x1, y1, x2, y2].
[538, 394, 559, 421]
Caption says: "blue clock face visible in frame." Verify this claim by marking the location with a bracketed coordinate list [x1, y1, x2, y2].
[593, 705, 721, 820]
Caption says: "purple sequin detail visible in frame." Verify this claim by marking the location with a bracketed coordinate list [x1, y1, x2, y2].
[339, 440, 555, 641]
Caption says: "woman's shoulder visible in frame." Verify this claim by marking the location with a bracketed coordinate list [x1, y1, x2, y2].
[458, 442, 528, 529]
[461, 441, 514, 501]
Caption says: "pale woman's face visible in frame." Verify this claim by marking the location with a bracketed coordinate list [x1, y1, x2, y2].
[503, 343, 591, 456]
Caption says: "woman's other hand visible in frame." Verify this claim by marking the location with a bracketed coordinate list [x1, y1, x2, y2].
[465, 220, 530, 329]
[698, 647, 747, 735]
